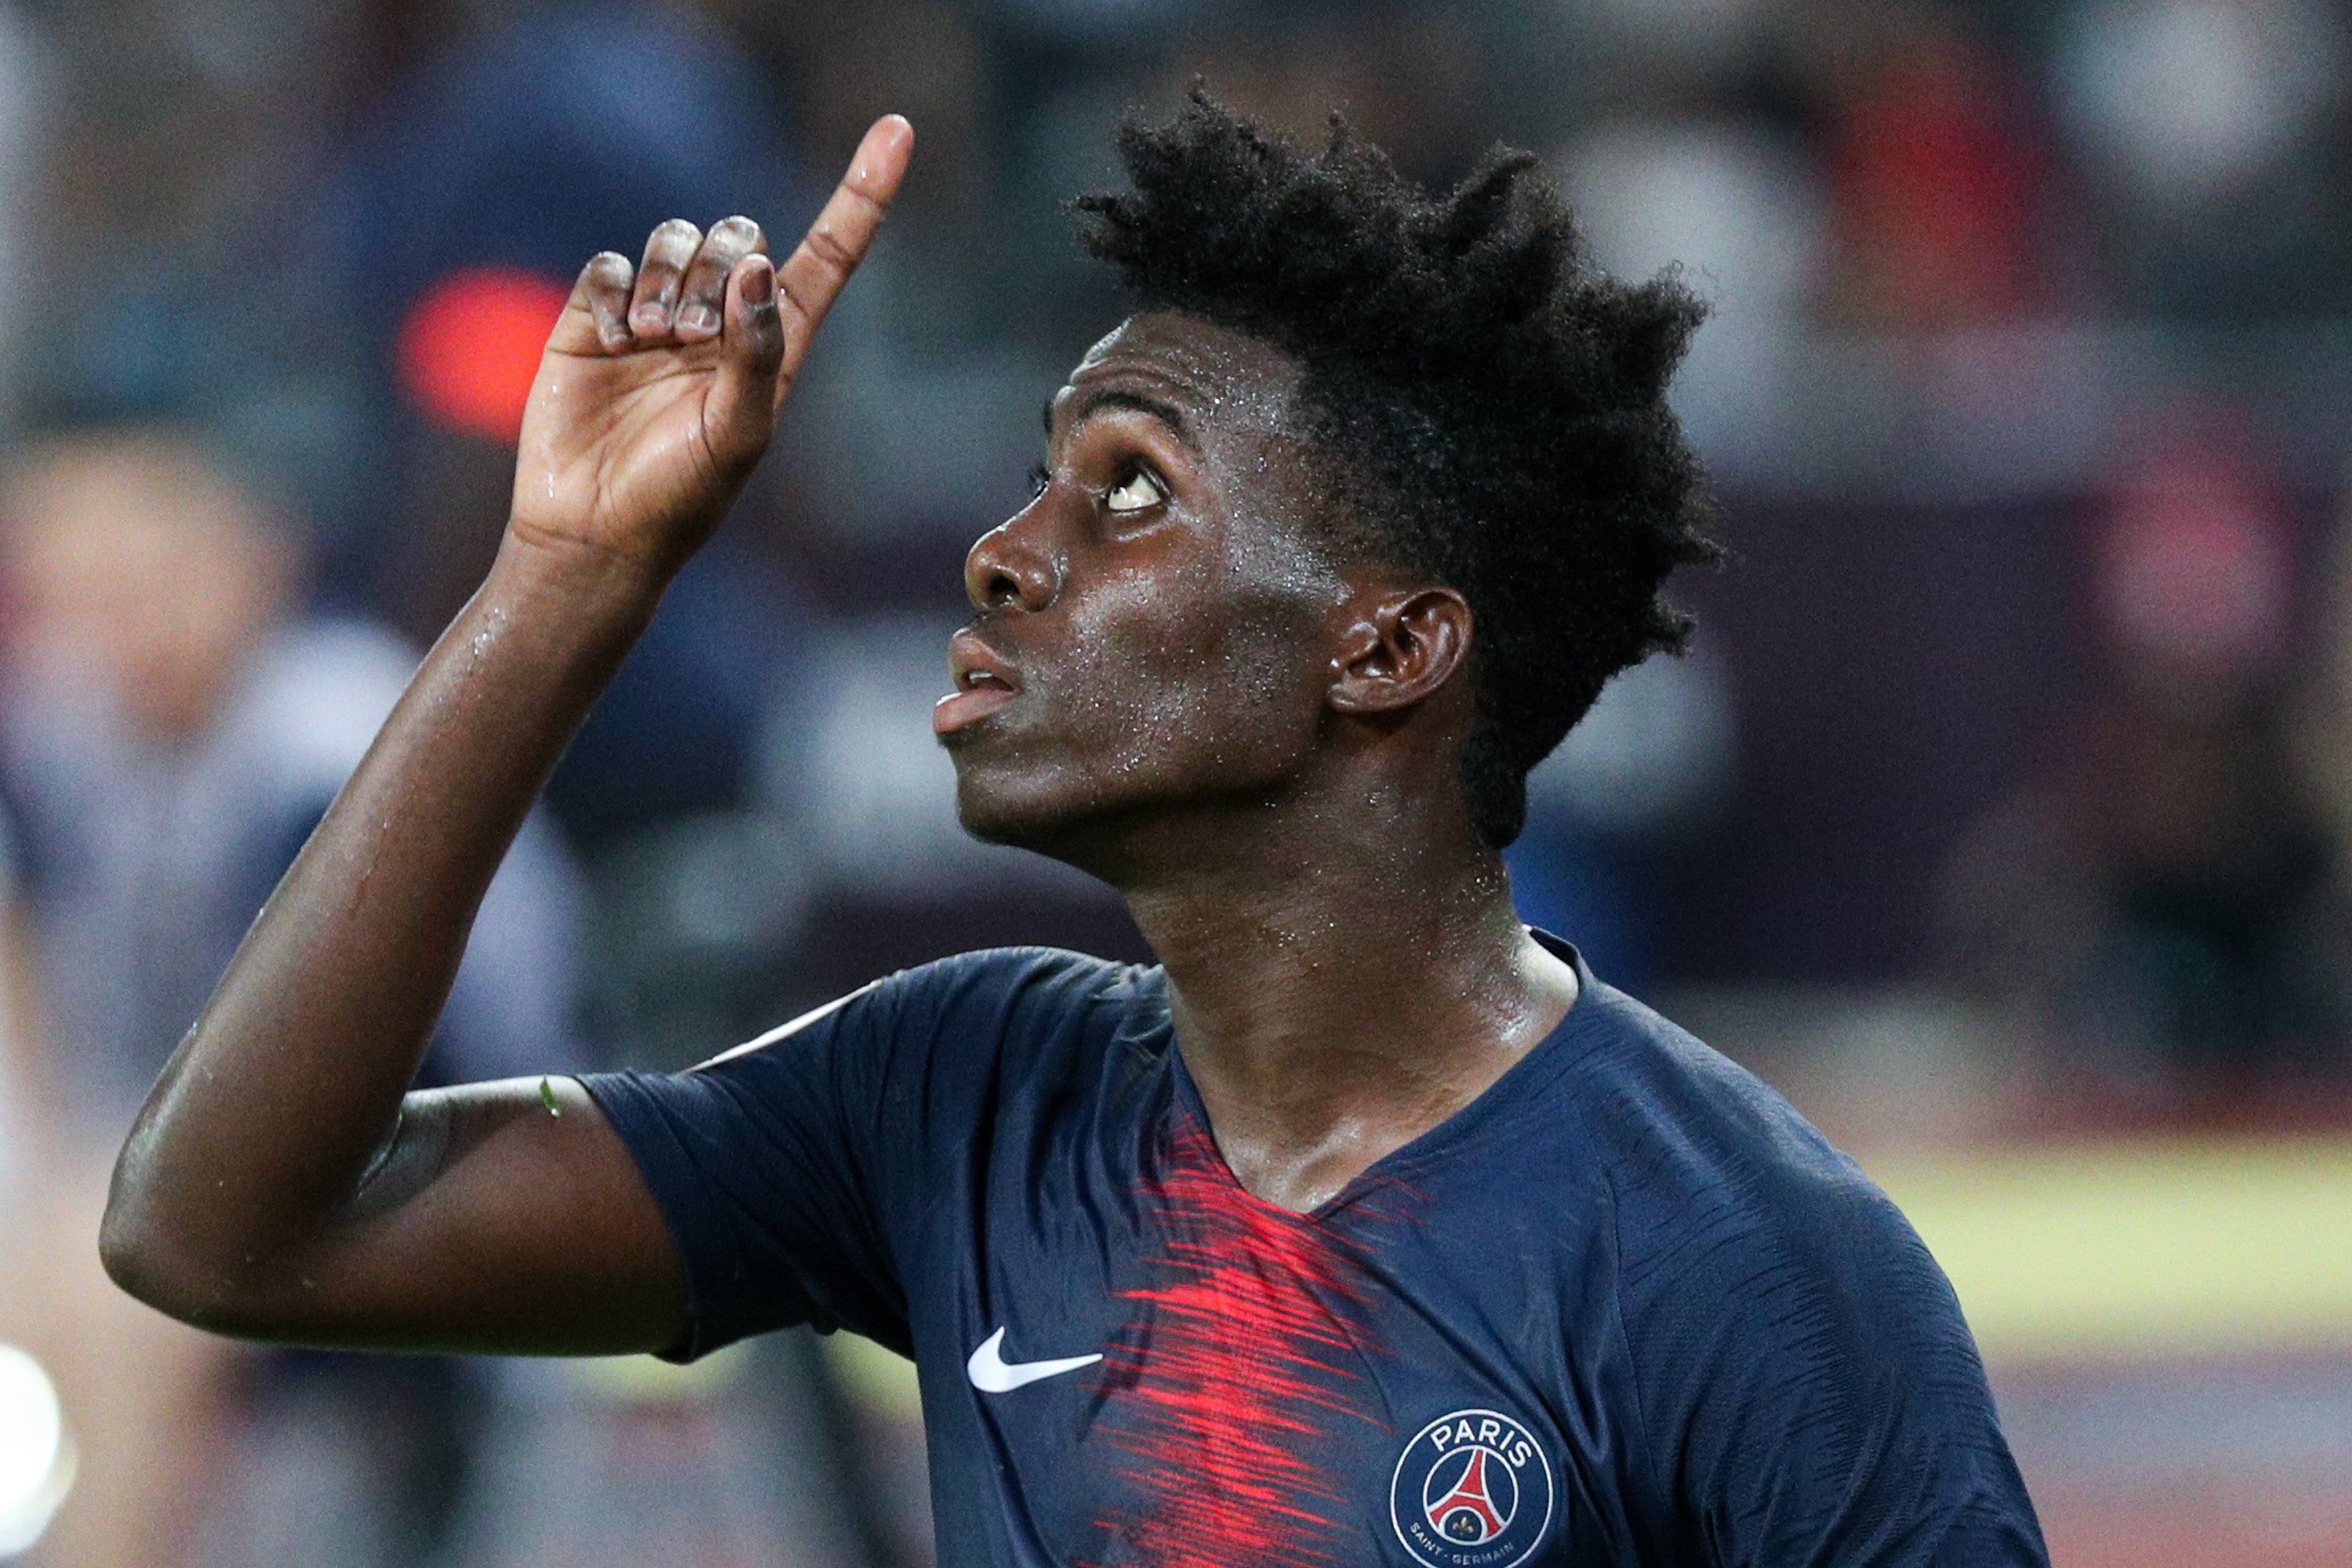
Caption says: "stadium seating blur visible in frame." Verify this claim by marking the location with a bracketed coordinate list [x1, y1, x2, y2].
[2, 1, 2349, 1563]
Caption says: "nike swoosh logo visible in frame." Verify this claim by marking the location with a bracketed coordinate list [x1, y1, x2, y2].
[966, 1326, 1102, 1393]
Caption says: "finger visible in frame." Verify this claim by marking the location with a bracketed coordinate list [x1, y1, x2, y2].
[630, 218, 704, 341]
[675, 216, 764, 344]
[583, 252, 636, 349]
[704, 253, 787, 469]
[546, 250, 637, 356]
[774, 115, 913, 395]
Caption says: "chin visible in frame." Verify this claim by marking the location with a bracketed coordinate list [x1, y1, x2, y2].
[945, 728, 1303, 879]
[950, 762, 1163, 880]
[953, 770, 1087, 854]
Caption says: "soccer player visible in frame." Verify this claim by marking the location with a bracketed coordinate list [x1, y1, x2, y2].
[102, 99, 2046, 1566]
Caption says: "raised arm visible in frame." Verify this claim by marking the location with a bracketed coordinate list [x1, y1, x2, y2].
[100, 118, 913, 1356]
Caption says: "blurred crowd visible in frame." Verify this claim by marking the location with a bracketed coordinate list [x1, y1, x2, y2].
[0, 0, 2349, 1563]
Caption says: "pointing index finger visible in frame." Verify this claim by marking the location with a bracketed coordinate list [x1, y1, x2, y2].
[775, 115, 913, 389]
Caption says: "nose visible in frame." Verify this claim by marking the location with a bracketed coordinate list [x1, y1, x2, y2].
[963, 503, 1062, 614]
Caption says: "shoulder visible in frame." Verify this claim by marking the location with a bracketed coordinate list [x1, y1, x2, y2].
[702, 946, 1163, 1085]
[1562, 980, 1981, 1385]
[794, 944, 1152, 1038]
[1554, 985, 2043, 1563]
[1556, 981, 1892, 1246]
[591, 946, 1160, 1212]
[1548, 981, 1970, 1370]
[891, 944, 1160, 1022]
[644, 946, 1163, 1233]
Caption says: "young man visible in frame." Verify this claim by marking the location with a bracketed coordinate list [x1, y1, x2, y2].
[103, 99, 2046, 1566]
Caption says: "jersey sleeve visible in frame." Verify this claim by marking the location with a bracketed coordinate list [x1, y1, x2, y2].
[1609, 1101, 2049, 1566]
[580, 966, 936, 1362]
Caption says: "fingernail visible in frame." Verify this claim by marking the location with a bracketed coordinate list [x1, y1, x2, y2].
[631, 304, 669, 332]
[679, 303, 720, 334]
[742, 263, 774, 304]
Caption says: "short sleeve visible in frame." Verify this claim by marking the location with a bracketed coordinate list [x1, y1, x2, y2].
[582, 974, 919, 1362]
[1612, 1118, 2049, 1565]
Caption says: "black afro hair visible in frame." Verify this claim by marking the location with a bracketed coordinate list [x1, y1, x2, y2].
[1072, 91, 1721, 848]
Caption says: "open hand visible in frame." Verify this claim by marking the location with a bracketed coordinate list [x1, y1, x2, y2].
[509, 114, 913, 577]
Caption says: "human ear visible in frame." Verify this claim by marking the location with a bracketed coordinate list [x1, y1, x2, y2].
[1327, 586, 1473, 714]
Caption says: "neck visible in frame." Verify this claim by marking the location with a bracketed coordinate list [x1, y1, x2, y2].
[1112, 783, 1578, 1213]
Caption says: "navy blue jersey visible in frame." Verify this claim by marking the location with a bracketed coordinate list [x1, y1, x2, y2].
[584, 938, 2046, 1568]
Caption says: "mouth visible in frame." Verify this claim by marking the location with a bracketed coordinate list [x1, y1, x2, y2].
[934, 628, 1022, 736]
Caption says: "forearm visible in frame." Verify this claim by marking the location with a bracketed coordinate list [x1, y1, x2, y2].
[103, 533, 662, 1311]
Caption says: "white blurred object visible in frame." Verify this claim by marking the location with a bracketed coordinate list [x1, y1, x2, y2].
[2055, 0, 2345, 208]
[1562, 118, 1826, 458]
[1564, 118, 1824, 325]
[1526, 645, 1737, 836]
[0, 1345, 74, 1558]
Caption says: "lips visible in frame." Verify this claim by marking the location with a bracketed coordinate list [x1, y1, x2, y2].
[935, 628, 1022, 735]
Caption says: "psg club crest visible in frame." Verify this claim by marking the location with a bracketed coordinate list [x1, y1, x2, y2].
[1389, 1409, 1555, 1568]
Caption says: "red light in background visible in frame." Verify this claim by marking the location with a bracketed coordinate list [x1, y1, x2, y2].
[395, 268, 572, 443]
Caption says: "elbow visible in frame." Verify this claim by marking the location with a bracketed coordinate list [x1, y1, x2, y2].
[98, 1112, 190, 1314]
[99, 1172, 330, 1342]
[98, 1174, 245, 1333]
[97, 1184, 197, 1319]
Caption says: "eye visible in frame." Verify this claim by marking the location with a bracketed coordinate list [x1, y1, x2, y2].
[1026, 463, 1051, 499]
[1104, 466, 1166, 515]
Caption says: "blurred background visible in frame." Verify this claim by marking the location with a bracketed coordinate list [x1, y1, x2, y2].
[0, 0, 2347, 1563]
